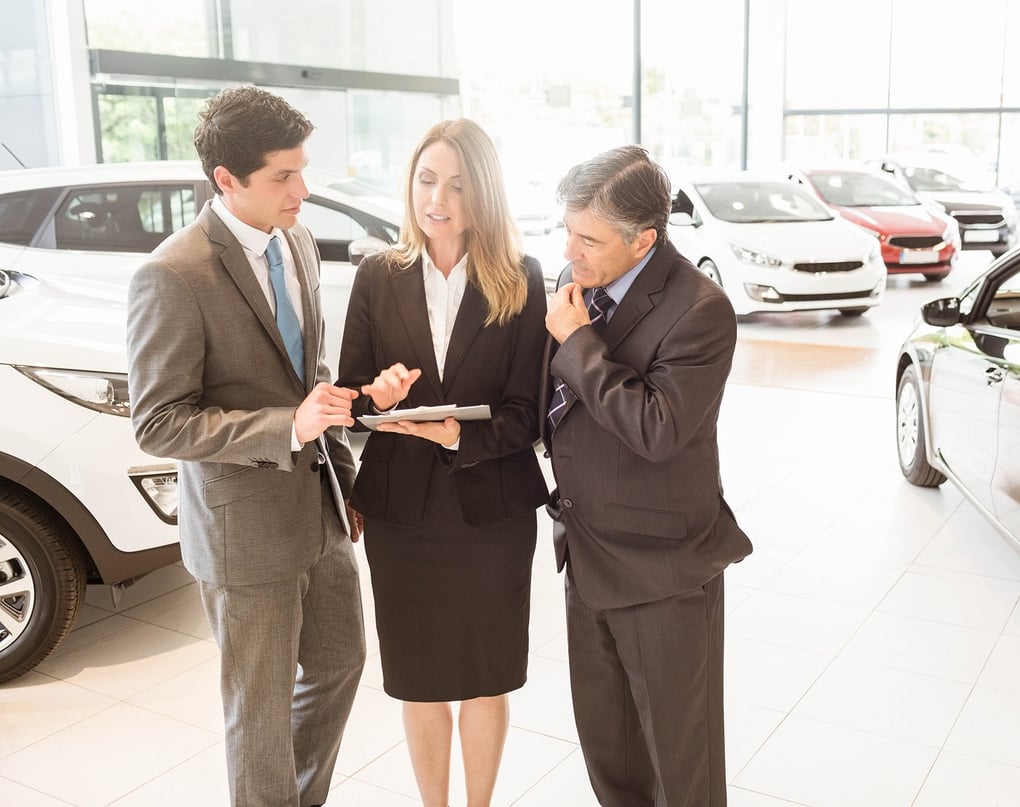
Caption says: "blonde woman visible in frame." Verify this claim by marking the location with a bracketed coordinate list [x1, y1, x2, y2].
[336, 119, 548, 807]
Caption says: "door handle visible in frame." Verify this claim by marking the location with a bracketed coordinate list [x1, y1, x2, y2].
[986, 366, 1005, 385]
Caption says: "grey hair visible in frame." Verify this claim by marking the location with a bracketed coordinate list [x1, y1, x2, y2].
[556, 145, 672, 244]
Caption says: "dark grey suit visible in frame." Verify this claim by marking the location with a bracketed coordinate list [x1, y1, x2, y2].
[127, 201, 365, 807]
[541, 240, 752, 806]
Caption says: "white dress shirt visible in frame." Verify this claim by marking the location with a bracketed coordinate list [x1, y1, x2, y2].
[422, 247, 468, 449]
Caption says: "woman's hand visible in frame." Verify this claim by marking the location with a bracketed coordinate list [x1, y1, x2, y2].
[360, 362, 422, 411]
[376, 416, 461, 448]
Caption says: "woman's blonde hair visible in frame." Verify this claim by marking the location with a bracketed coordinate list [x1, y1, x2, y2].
[386, 119, 527, 326]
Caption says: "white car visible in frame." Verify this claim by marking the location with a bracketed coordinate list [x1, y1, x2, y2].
[0, 161, 401, 371]
[669, 174, 887, 316]
[0, 162, 399, 683]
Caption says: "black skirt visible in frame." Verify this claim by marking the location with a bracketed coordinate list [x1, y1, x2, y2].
[363, 465, 537, 702]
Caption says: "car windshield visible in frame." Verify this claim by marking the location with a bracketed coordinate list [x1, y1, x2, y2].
[694, 181, 833, 223]
[901, 166, 989, 193]
[809, 171, 918, 207]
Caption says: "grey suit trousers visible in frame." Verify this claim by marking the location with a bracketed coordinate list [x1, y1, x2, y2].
[198, 496, 366, 807]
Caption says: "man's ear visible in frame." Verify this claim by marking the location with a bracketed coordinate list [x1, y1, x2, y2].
[636, 227, 657, 255]
[212, 165, 236, 193]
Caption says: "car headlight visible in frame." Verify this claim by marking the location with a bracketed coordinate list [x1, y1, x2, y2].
[731, 244, 783, 267]
[15, 366, 130, 416]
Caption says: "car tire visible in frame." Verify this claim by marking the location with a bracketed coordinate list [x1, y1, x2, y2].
[0, 489, 87, 683]
[700, 258, 722, 286]
[839, 308, 867, 317]
[923, 271, 950, 282]
[896, 366, 947, 488]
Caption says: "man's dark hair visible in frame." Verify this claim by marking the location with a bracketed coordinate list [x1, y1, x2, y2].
[194, 86, 314, 193]
[557, 145, 672, 245]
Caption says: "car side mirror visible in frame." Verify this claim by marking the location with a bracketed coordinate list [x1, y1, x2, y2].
[669, 212, 694, 227]
[349, 236, 390, 266]
[921, 297, 961, 327]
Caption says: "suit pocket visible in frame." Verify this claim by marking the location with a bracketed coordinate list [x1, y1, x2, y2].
[604, 501, 686, 541]
[204, 466, 282, 509]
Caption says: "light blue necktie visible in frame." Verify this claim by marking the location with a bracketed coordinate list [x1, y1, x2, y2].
[265, 235, 304, 381]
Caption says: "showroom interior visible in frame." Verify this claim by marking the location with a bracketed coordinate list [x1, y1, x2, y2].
[2, 1, 1020, 805]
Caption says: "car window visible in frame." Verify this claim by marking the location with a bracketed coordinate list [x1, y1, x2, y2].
[985, 269, 1020, 330]
[0, 188, 61, 246]
[809, 172, 917, 208]
[696, 181, 832, 223]
[54, 184, 197, 253]
[300, 196, 398, 262]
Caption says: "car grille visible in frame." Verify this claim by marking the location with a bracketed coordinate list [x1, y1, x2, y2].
[950, 211, 1005, 226]
[792, 261, 863, 273]
[782, 289, 874, 301]
[888, 235, 944, 249]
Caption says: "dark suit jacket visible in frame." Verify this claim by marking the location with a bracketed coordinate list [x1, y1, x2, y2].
[127, 202, 356, 586]
[337, 253, 549, 526]
[541, 240, 752, 610]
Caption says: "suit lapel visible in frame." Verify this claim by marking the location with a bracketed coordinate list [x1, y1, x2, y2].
[600, 243, 674, 353]
[389, 264, 444, 399]
[441, 281, 486, 392]
[200, 205, 306, 393]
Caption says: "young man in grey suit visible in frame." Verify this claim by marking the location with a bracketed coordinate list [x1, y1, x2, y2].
[541, 145, 753, 806]
[126, 86, 365, 807]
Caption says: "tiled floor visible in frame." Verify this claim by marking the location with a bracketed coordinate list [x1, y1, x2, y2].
[4, 252, 1020, 806]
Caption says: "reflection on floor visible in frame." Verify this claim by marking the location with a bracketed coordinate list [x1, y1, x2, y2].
[3, 253, 1019, 806]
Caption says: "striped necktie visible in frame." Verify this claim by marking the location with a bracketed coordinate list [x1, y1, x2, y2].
[546, 286, 613, 434]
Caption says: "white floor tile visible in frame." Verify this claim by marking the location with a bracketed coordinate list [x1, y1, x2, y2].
[726, 787, 805, 807]
[978, 633, 1020, 695]
[329, 777, 421, 805]
[0, 702, 220, 806]
[945, 686, 1020, 768]
[841, 611, 998, 683]
[107, 742, 229, 806]
[0, 671, 114, 757]
[0, 777, 74, 806]
[791, 658, 971, 747]
[734, 716, 937, 807]
[725, 636, 833, 712]
[510, 748, 599, 806]
[334, 685, 406, 776]
[727, 590, 872, 656]
[126, 656, 223, 733]
[913, 751, 1020, 807]
[509, 654, 579, 744]
[724, 700, 786, 779]
[760, 553, 905, 609]
[915, 505, 1020, 581]
[877, 567, 1020, 632]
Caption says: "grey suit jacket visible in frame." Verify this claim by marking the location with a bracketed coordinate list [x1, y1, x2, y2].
[540, 240, 752, 610]
[127, 201, 356, 586]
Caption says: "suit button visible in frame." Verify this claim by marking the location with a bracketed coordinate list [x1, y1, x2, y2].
[311, 461, 319, 471]
[562, 498, 573, 508]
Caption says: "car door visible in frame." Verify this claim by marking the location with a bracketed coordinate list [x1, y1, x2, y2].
[987, 268, 1020, 538]
[926, 324, 1004, 516]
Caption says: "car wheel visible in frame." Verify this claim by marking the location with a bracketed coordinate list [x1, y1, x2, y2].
[991, 248, 1008, 259]
[838, 308, 867, 317]
[0, 489, 87, 683]
[923, 272, 950, 282]
[700, 259, 722, 285]
[896, 366, 947, 488]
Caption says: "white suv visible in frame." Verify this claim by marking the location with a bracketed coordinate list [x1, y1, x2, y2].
[0, 163, 399, 682]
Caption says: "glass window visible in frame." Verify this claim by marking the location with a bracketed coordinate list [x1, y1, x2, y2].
[784, 114, 889, 163]
[54, 185, 197, 253]
[784, 0, 892, 109]
[300, 197, 398, 263]
[97, 94, 159, 163]
[0, 188, 60, 246]
[83, 0, 211, 58]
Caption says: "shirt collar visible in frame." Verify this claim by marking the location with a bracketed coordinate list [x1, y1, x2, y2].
[422, 246, 469, 278]
[602, 245, 657, 305]
[211, 195, 282, 256]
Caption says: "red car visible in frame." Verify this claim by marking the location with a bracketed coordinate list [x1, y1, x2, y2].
[788, 167, 960, 282]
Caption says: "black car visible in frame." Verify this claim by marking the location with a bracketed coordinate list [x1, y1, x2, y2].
[895, 248, 1020, 548]
[874, 158, 1017, 258]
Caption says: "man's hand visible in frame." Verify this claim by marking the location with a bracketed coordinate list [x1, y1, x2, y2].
[546, 282, 593, 344]
[294, 382, 359, 445]
[361, 362, 422, 412]
[376, 416, 461, 448]
[346, 502, 364, 543]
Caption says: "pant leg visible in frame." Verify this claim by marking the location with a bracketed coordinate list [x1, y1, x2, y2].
[198, 575, 305, 807]
[605, 573, 727, 807]
[565, 570, 658, 807]
[292, 501, 366, 806]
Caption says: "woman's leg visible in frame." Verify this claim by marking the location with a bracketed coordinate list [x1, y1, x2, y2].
[403, 700, 453, 807]
[459, 694, 510, 807]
